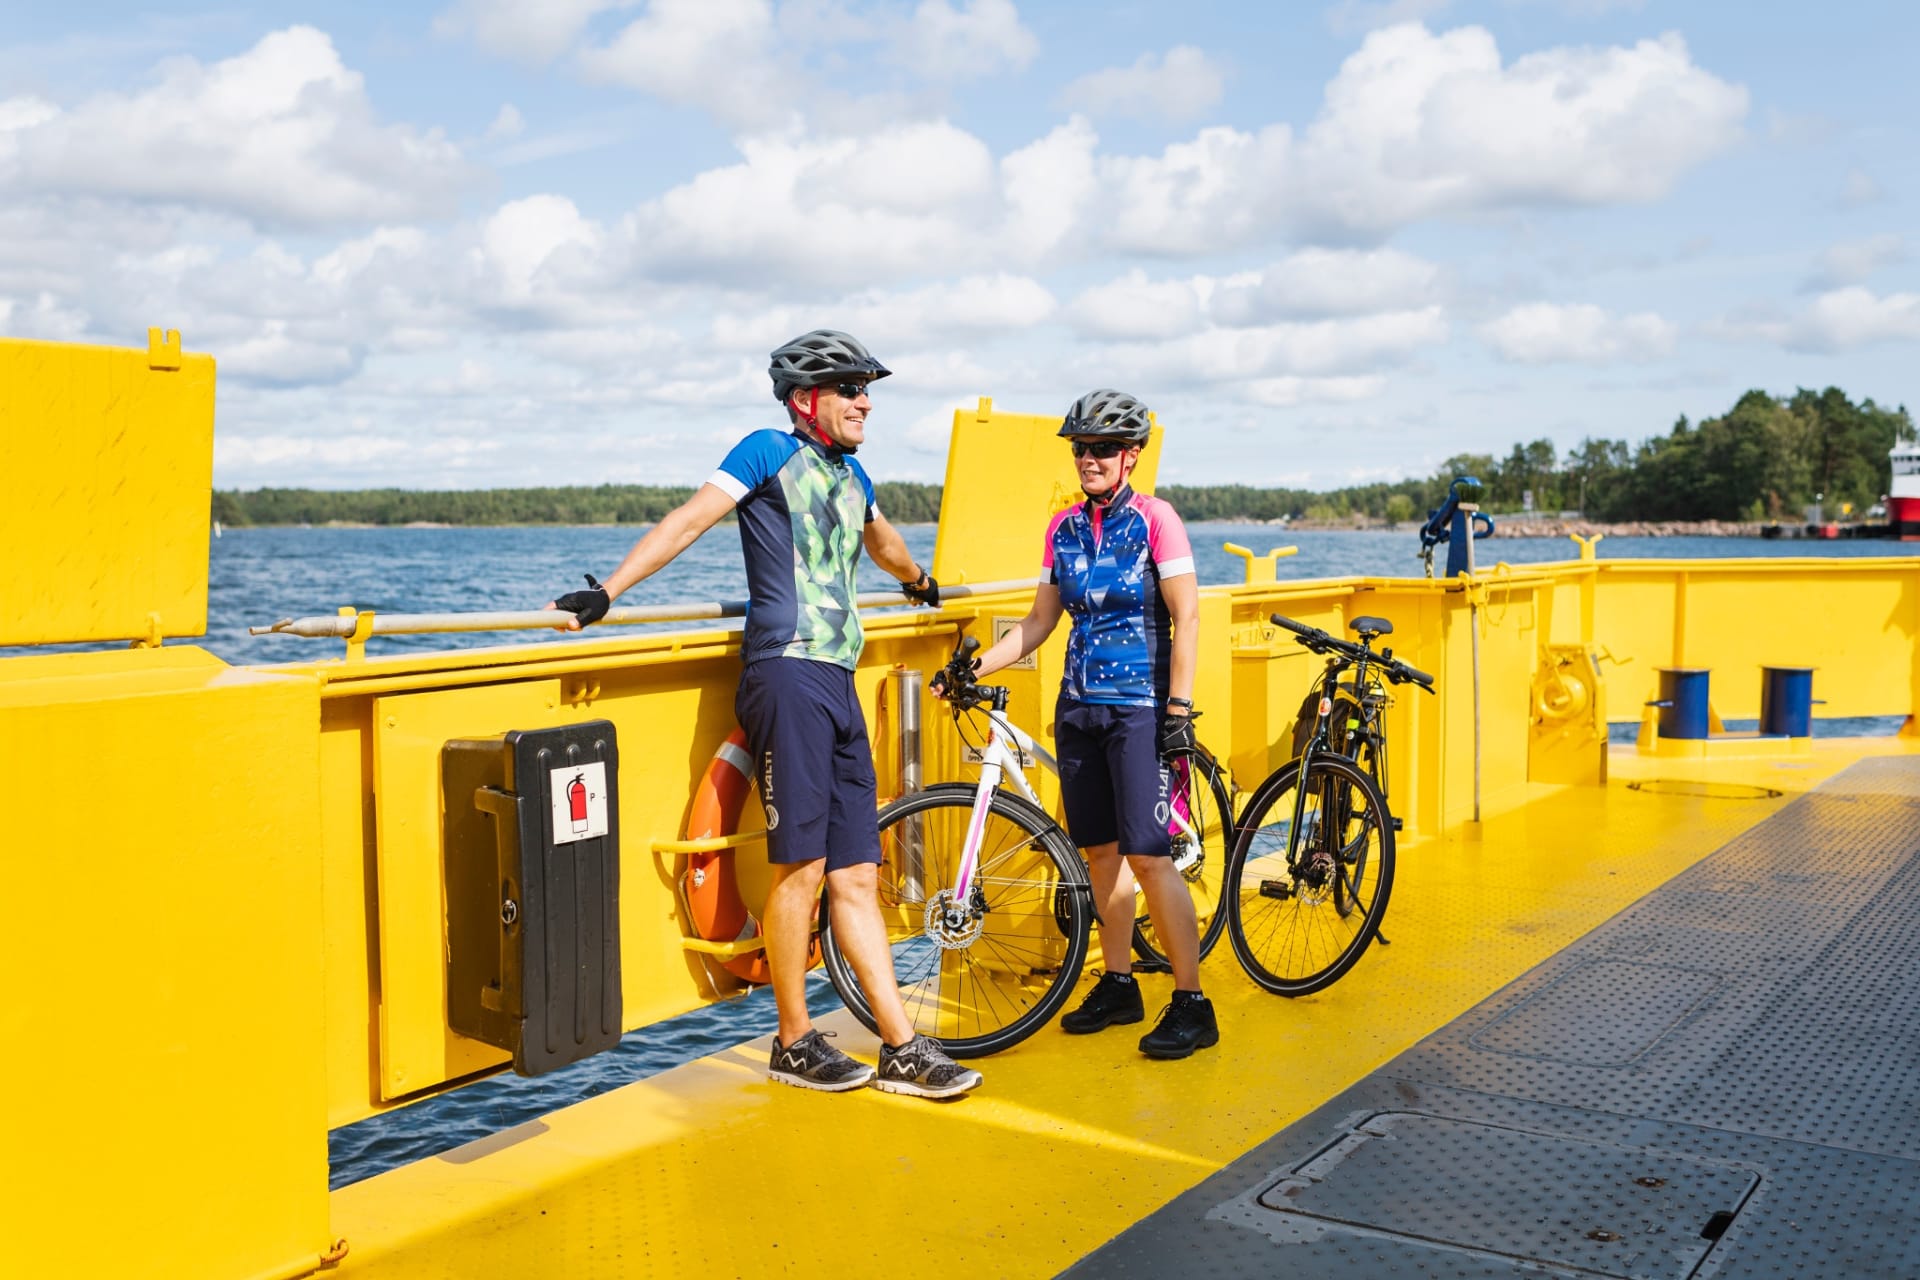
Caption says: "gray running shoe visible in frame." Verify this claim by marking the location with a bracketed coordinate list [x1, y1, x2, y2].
[768, 1029, 876, 1092]
[872, 1035, 984, 1100]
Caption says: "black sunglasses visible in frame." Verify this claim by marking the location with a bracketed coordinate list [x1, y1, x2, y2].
[1070, 439, 1128, 459]
[829, 381, 871, 400]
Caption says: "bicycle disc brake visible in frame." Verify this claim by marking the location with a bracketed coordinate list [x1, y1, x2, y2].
[923, 888, 985, 949]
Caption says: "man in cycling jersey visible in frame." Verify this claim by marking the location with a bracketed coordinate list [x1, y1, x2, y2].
[945, 389, 1218, 1059]
[548, 329, 982, 1100]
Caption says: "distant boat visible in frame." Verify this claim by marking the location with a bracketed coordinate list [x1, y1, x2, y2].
[212, 519, 222, 539]
[1890, 441, 1920, 540]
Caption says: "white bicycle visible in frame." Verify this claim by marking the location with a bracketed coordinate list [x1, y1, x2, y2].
[819, 636, 1237, 1057]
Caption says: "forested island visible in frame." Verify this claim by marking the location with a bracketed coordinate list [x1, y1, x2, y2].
[212, 387, 1911, 529]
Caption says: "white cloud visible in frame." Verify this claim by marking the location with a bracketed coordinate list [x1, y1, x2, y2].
[578, 0, 790, 133]
[1481, 302, 1677, 364]
[1100, 24, 1746, 249]
[892, 0, 1038, 83]
[1065, 270, 1207, 341]
[1244, 375, 1387, 406]
[1808, 233, 1904, 290]
[486, 104, 525, 140]
[0, 28, 468, 229]
[1787, 288, 1920, 353]
[624, 118, 1093, 285]
[1838, 168, 1885, 209]
[480, 195, 607, 302]
[714, 273, 1056, 350]
[436, 0, 628, 65]
[1057, 46, 1227, 123]
[1212, 248, 1442, 323]
[1098, 307, 1449, 385]
[0, 290, 89, 341]
[575, 0, 1033, 135]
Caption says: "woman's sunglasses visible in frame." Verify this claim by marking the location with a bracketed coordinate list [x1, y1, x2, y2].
[1070, 439, 1128, 459]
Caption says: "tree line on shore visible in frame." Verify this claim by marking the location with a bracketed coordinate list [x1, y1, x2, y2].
[212, 387, 1911, 528]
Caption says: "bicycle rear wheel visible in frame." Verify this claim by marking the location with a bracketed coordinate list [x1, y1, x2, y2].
[820, 788, 1091, 1057]
[1226, 753, 1394, 996]
[1132, 745, 1234, 967]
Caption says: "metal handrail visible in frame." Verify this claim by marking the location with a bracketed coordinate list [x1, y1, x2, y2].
[249, 577, 1037, 639]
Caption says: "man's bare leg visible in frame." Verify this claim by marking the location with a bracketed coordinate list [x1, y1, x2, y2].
[764, 858, 827, 1045]
[825, 861, 915, 1047]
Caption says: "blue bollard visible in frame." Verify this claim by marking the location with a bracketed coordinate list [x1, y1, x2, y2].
[1759, 666, 1818, 737]
[1649, 668, 1713, 739]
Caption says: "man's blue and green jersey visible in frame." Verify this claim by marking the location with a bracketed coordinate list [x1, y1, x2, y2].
[709, 428, 877, 669]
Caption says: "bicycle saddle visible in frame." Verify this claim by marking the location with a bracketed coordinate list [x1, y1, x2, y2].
[1350, 616, 1393, 639]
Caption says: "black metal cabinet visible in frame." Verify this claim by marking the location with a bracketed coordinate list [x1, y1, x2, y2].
[443, 721, 622, 1075]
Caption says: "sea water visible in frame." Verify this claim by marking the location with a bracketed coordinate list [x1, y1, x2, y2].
[41, 523, 1911, 1185]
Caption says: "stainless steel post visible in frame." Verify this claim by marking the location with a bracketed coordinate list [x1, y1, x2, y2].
[891, 667, 925, 900]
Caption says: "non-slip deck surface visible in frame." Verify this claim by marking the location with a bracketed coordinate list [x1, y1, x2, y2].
[1067, 756, 1920, 1278]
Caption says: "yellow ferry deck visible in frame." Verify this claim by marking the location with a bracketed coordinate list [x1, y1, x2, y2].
[4, 332, 1917, 1278]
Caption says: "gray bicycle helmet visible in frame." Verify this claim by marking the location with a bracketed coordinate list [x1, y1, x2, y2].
[1058, 388, 1152, 443]
[768, 329, 891, 402]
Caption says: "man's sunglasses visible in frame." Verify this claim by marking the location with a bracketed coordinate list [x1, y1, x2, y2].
[828, 381, 871, 399]
[1070, 439, 1129, 459]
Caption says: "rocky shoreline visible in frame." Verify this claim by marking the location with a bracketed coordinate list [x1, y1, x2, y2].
[1485, 519, 1766, 539]
[1267, 518, 1768, 537]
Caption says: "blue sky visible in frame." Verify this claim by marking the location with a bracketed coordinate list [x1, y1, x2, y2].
[1, 1, 1914, 491]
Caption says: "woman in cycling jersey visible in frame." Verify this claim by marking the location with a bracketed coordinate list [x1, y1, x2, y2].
[948, 389, 1217, 1059]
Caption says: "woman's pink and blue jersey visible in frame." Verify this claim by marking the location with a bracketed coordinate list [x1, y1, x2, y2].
[1041, 483, 1195, 708]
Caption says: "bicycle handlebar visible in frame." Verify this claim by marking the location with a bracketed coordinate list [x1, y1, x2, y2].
[936, 634, 1006, 710]
[1269, 613, 1435, 692]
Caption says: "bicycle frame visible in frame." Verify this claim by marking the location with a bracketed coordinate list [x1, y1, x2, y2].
[950, 699, 1211, 880]
[1286, 646, 1389, 875]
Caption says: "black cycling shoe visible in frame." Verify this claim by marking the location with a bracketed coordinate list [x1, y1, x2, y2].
[1139, 991, 1220, 1060]
[1060, 972, 1145, 1034]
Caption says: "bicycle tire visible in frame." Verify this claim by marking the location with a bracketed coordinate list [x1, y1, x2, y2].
[1225, 753, 1395, 996]
[1131, 745, 1235, 967]
[820, 788, 1091, 1057]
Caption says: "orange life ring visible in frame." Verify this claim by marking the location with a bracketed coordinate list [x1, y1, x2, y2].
[682, 727, 819, 984]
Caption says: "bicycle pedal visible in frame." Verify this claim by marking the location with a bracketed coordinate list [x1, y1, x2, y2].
[1258, 879, 1293, 900]
[1132, 958, 1172, 975]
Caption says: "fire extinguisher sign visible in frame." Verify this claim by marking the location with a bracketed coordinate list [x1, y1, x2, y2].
[549, 761, 610, 844]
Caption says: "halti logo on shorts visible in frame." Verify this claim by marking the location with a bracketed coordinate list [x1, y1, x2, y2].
[762, 751, 780, 830]
[1155, 764, 1172, 826]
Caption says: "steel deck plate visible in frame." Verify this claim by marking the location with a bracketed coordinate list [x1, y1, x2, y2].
[1067, 756, 1920, 1278]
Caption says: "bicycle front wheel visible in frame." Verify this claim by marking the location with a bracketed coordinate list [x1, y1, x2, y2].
[820, 788, 1091, 1057]
[1226, 753, 1395, 996]
[1132, 745, 1235, 968]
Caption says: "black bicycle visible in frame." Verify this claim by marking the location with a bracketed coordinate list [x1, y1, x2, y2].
[1225, 613, 1434, 995]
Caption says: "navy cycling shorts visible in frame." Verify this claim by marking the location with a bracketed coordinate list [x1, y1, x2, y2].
[1055, 697, 1173, 856]
[735, 657, 881, 870]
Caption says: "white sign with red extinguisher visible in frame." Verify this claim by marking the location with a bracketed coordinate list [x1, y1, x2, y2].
[549, 761, 609, 844]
